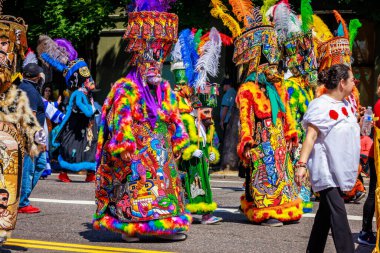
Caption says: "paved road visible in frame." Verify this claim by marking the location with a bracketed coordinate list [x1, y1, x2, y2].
[1, 173, 376, 253]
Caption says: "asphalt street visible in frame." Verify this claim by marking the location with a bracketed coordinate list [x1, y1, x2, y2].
[0, 173, 376, 253]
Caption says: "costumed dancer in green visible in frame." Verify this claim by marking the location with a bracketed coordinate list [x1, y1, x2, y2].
[171, 27, 223, 224]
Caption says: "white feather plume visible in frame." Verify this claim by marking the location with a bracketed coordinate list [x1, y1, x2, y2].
[171, 40, 183, 63]
[288, 12, 302, 34]
[273, 2, 291, 43]
[22, 50, 38, 69]
[195, 27, 222, 90]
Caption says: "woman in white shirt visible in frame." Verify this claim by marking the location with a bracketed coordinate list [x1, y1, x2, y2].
[295, 64, 360, 253]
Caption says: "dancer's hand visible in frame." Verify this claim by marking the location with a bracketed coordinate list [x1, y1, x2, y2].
[295, 166, 307, 186]
[209, 152, 216, 162]
[120, 151, 132, 162]
[192, 149, 203, 158]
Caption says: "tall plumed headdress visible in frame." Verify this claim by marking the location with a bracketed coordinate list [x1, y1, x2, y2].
[171, 27, 229, 91]
[210, 0, 281, 82]
[36, 35, 95, 90]
[271, 0, 318, 85]
[0, 2, 28, 92]
[312, 10, 362, 71]
[124, 0, 179, 80]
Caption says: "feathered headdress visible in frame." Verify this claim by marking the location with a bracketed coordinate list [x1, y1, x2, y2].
[54, 39, 78, 62]
[22, 48, 38, 69]
[37, 35, 69, 72]
[348, 19, 362, 50]
[195, 27, 222, 90]
[210, 0, 241, 38]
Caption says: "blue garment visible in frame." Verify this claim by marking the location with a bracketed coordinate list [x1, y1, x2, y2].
[221, 88, 236, 123]
[19, 79, 45, 127]
[20, 152, 47, 208]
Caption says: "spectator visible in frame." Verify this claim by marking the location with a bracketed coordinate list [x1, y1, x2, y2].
[18, 63, 47, 214]
[220, 77, 236, 132]
[295, 64, 360, 253]
[358, 74, 380, 246]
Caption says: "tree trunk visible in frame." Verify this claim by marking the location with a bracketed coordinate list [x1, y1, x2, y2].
[221, 106, 240, 171]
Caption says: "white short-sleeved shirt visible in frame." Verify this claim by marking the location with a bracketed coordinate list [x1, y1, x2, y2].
[302, 95, 360, 192]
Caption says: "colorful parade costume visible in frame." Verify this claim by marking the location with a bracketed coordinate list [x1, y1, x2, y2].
[93, 0, 192, 239]
[171, 28, 224, 223]
[0, 11, 45, 243]
[271, 0, 318, 213]
[37, 36, 98, 181]
[211, 0, 302, 225]
[312, 12, 364, 202]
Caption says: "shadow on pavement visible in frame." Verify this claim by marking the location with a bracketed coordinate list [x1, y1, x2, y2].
[1, 245, 27, 252]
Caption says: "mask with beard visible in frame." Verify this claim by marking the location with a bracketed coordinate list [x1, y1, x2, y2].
[200, 107, 213, 127]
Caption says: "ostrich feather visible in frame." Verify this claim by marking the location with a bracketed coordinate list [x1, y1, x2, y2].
[273, 1, 291, 42]
[349, 19, 362, 50]
[193, 29, 203, 51]
[195, 27, 222, 90]
[288, 12, 302, 34]
[22, 49, 38, 69]
[131, 0, 176, 12]
[261, 0, 278, 25]
[171, 40, 183, 63]
[179, 29, 199, 86]
[333, 10, 348, 39]
[37, 35, 69, 71]
[312, 14, 333, 43]
[210, 2, 241, 38]
[54, 38, 78, 61]
[301, 0, 313, 32]
[228, 0, 254, 27]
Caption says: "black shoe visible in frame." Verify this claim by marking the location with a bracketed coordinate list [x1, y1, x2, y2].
[261, 218, 283, 227]
[353, 191, 366, 204]
[358, 231, 376, 246]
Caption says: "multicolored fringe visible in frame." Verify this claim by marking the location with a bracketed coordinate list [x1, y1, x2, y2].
[96, 71, 189, 162]
[302, 201, 313, 213]
[186, 202, 217, 214]
[93, 212, 192, 236]
[240, 194, 303, 223]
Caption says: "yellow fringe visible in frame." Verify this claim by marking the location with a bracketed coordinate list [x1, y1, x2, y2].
[186, 202, 218, 214]
[182, 144, 198, 161]
[240, 195, 303, 223]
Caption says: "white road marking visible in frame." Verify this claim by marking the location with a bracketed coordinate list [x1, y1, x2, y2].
[29, 198, 373, 221]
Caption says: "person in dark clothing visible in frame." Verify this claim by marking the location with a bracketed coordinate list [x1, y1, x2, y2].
[358, 75, 380, 246]
[18, 63, 47, 214]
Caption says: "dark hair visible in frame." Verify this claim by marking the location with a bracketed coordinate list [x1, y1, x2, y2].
[0, 189, 9, 196]
[318, 64, 351, 90]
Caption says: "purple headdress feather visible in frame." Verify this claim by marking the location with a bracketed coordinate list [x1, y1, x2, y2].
[130, 0, 176, 12]
[54, 38, 78, 61]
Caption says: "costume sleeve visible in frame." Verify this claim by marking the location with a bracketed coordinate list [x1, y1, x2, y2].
[44, 99, 65, 124]
[169, 88, 189, 153]
[236, 83, 255, 161]
[17, 89, 43, 157]
[102, 79, 136, 158]
[208, 125, 220, 164]
[277, 81, 298, 145]
[181, 113, 198, 161]
[75, 91, 95, 118]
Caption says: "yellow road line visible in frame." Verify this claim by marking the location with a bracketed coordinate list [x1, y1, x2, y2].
[5, 238, 174, 253]
[4, 242, 120, 253]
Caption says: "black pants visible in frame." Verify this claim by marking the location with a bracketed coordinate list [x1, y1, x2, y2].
[362, 157, 376, 232]
[307, 187, 354, 253]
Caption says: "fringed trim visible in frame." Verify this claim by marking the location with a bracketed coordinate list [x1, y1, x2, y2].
[181, 113, 198, 143]
[182, 144, 198, 161]
[172, 134, 190, 154]
[208, 146, 220, 164]
[302, 201, 313, 213]
[186, 202, 217, 214]
[58, 155, 96, 172]
[93, 212, 192, 236]
[240, 194, 303, 223]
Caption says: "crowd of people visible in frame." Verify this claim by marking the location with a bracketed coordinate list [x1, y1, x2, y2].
[0, 0, 379, 252]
